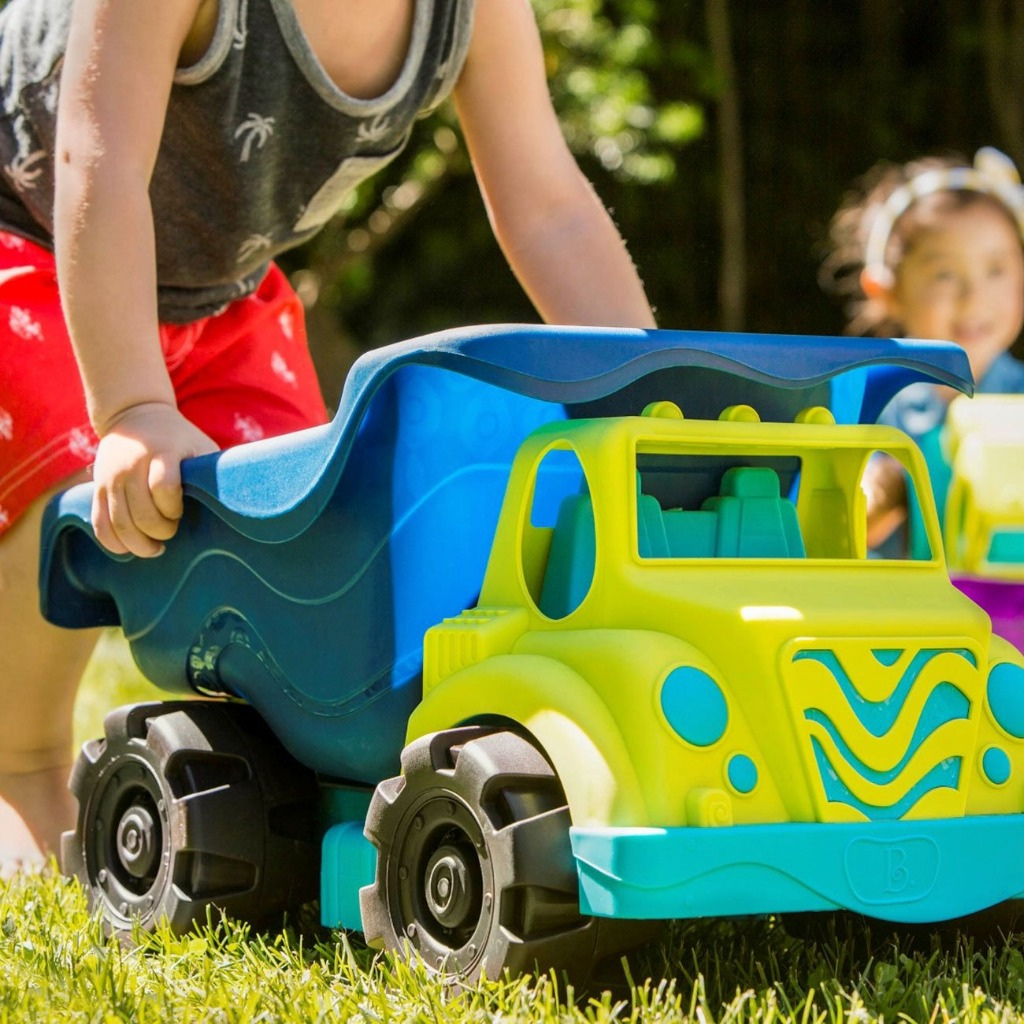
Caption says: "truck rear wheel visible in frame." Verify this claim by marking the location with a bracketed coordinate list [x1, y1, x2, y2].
[61, 701, 320, 937]
[360, 726, 605, 984]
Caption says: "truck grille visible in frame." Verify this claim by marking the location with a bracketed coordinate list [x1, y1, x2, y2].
[781, 641, 983, 821]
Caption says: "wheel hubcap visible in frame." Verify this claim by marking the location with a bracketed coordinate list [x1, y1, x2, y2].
[116, 805, 159, 880]
[394, 797, 489, 955]
[424, 844, 479, 929]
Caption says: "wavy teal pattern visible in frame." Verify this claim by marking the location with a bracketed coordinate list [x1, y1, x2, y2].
[793, 648, 976, 737]
[804, 680, 969, 785]
[872, 649, 903, 667]
[810, 738, 961, 819]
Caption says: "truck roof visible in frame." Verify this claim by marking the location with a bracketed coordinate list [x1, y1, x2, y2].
[175, 326, 970, 540]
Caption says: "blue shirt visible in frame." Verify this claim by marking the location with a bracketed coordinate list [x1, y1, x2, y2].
[879, 351, 1024, 439]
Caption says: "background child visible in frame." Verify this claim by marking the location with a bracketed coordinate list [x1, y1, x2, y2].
[0, 0, 656, 867]
[820, 147, 1024, 550]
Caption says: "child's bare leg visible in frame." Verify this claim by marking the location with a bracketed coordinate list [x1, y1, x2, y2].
[0, 473, 100, 868]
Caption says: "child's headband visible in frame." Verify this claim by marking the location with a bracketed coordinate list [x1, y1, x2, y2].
[864, 147, 1024, 283]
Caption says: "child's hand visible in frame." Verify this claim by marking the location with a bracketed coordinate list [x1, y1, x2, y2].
[861, 453, 909, 549]
[90, 402, 218, 557]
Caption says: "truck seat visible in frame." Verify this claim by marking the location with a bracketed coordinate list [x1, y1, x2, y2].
[540, 466, 805, 616]
[539, 494, 597, 618]
[702, 466, 805, 558]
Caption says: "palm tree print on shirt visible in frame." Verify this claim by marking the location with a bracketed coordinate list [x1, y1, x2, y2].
[356, 114, 393, 145]
[236, 234, 273, 264]
[235, 113, 275, 162]
[5, 149, 45, 192]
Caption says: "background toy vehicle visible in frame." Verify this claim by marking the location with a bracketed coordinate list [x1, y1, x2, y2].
[42, 325, 1024, 983]
[906, 394, 1024, 652]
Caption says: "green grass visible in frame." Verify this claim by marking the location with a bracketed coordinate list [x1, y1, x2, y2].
[3, 876, 1024, 1024]
[2, 632, 1016, 1022]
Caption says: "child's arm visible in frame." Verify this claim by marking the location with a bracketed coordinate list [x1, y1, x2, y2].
[452, 0, 656, 328]
[54, 0, 219, 558]
[862, 454, 909, 549]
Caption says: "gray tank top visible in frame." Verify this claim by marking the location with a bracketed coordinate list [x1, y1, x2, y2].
[0, 0, 474, 322]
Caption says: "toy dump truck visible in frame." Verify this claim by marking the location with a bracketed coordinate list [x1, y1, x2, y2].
[40, 325, 1024, 983]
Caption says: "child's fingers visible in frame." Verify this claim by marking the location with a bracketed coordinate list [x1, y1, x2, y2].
[93, 468, 171, 558]
[91, 484, 130, 556]
[122, 468, 178, 545]
[92, 479, 166, 558]
[149, 455, 184, 523]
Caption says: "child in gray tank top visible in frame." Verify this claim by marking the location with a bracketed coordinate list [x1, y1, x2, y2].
[0, 0, 656, 868]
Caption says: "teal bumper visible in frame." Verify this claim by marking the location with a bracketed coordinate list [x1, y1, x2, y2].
[571, 815, 1024, 922]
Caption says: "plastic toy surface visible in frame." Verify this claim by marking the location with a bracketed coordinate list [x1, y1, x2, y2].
[43, 324, 1024, 984]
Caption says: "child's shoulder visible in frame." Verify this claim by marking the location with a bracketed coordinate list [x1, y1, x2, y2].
[979, 351, 1024, 394]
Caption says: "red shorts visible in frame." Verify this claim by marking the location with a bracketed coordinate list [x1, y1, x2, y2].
[0, 232, 329, 535]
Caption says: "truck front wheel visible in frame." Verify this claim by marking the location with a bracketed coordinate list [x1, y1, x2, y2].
[360, 726, 603, 984]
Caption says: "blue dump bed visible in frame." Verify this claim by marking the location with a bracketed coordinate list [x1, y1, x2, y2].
[39, 325, 971, 783]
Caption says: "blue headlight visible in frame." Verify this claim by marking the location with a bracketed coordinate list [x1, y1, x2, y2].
[982, 746, 1011, 786]
[660, 666, 728, 747]
[727, 753, 758, 794]
[987, 662, 1024, 739]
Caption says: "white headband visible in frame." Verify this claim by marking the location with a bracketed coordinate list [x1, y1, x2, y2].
[864, 147, 1024, 278]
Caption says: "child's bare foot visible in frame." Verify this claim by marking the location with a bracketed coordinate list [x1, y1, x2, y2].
[0, 766, 75, 876]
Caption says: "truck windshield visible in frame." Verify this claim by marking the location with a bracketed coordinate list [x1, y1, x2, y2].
[634, 448, 933, 562]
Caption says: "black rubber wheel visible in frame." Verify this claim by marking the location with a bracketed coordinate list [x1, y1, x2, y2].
[61, 701, 321, 937]
[360, 726, 611, 984]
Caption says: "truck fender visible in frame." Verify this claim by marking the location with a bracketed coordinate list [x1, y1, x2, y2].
[989, 633, 1024, 668]
[406, 653, 648, 827]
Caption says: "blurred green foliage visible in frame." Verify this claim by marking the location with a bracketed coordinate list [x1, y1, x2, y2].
[282, 1, 1024, 407]
[2, 0, 1021, 399]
